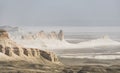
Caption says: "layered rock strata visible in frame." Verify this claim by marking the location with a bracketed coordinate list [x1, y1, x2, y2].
[0, 29, 61, 65]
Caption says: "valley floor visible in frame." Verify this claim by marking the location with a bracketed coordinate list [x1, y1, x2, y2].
[0, 59, 120, 73]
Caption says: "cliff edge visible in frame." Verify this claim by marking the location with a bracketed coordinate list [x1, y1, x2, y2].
[0, 29, 61, 65]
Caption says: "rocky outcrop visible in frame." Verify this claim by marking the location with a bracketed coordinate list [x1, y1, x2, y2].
[0, 29, 9, 39]
[21, 30, 64, 41]
[0, 29, 61, 65]
[58, 30, 64, 41]
[21, 35, 35, 40]
[21, 32, 35, 40]
[36, 31, 47, 39]
[48, 31, 58, 39]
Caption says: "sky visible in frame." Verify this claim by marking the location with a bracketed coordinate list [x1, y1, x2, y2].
[0, 0, 120, 27]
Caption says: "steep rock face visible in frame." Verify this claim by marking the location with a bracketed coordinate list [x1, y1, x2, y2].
[21, 35, 35, 40]
[48, 31, 58, 39]
[40, 50, 59, 62]
[36, 31, 47, 39]
[21, 32, 35, 40]
[20, 30, 64, 41]
[58, 30, 64, 41]
[0, 29, 61, 65]
[0, 29, 9, 39]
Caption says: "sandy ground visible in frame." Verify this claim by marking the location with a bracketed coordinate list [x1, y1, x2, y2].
[59, 57, 120, 73]
[0, 61, 64, 73]
[0, 58, 120, 73]
[59, 57, 120, 66]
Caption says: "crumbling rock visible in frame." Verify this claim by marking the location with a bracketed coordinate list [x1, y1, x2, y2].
[48, 31, 58, 39]
[21, 35, 35, 40]
[0, 29, 9, 39]
[58, 30, 64, 41]
[0, 29, 61, 65]
[21, 30, 64, 41]
[40, 50, 59, 62]
[37, 31, 47, 39]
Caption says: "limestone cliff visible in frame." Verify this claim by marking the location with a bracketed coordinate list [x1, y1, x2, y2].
[21, 30, 64, 41]
[36, 31, 48, 39]
[58, 30, 64, 41]
[48, 31, 58, 39]
[0, 29, 61, 65]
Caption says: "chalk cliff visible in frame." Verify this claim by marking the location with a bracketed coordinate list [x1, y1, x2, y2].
[21, 30, 64, 41]
[0, 29, 61, 65]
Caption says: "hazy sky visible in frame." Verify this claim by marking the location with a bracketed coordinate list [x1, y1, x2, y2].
[0, 0, 120, 27]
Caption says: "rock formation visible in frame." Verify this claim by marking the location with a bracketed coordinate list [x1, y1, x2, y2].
[36, 31, 48, 39]
[58, 30, 64, 41]
[20, 30, 64, 41]
[0, 29, 9, 39]
[48, 31, 58, 39]
[0, 29, 61, 65]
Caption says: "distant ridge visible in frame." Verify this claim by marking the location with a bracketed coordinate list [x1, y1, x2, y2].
[1, 25, 120, 50]
[77, 35, 120, 48]
[0, 25, 19, 32]
[21, 30, 64, 41]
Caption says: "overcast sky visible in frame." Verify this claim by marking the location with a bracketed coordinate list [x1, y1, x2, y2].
[0, 0, 120, 27]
